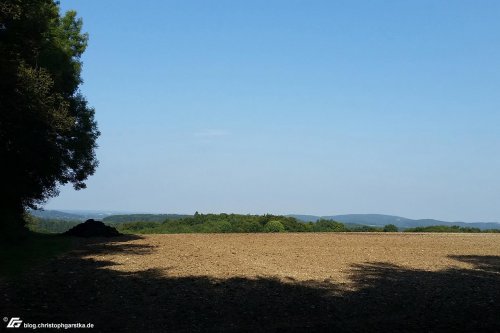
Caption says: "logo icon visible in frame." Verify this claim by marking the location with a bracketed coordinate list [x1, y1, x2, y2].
[6, 317, 22, 328]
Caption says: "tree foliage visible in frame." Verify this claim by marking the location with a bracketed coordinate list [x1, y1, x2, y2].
[312, 219, 347, 232]
[404, 225, 481, 233]
[28, 217, 80, 234]
[0, 0, 98, 226]
[113, 214, 305, 234]
[113, 214, 351, 234]
[31, 213, 500, 234]
[264, 220, 285, 233]
[383, 224, 398, 232]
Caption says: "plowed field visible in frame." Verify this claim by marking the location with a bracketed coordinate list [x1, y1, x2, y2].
[2, 233, 499, 332]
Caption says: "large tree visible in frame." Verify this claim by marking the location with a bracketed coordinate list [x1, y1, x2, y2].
[0, 0, 99, 229]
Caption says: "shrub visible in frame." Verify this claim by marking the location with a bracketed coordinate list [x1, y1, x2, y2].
[217, 221, 233, 233]
[313, 219, 346, 232]
[383, 224, 398, 232]
[264, 220, 285, 233]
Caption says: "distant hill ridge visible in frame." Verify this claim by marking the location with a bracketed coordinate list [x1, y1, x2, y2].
[288, 214, 500, 230]
[30, 210, 87, 221]
[103, 214, 191, 223]
[30, 210, 500, 230]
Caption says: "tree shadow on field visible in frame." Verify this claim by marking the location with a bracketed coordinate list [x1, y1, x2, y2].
[1, 236, 499, 332]
[448, 255, 500, 273]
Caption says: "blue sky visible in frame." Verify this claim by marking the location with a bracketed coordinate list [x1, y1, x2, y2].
[46, 0, 500, 221]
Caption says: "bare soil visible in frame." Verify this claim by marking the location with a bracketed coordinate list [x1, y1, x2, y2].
[2, 233, 499, 332]
[98, 233, 500, 282]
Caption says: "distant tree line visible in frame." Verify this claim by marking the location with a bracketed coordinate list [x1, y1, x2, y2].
[116, 213, 309, 234]
[404, 225, 499, 233]
[111, 214, 500, 234]
[28, 217, 79, 233]
[29, 213, 500, 234]
[103, 214, 190, 223]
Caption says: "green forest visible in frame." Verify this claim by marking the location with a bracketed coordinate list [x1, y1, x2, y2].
[29, 213, 500, 234]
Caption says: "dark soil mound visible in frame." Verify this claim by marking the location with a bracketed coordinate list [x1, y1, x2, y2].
[63, 219, 121, 237]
